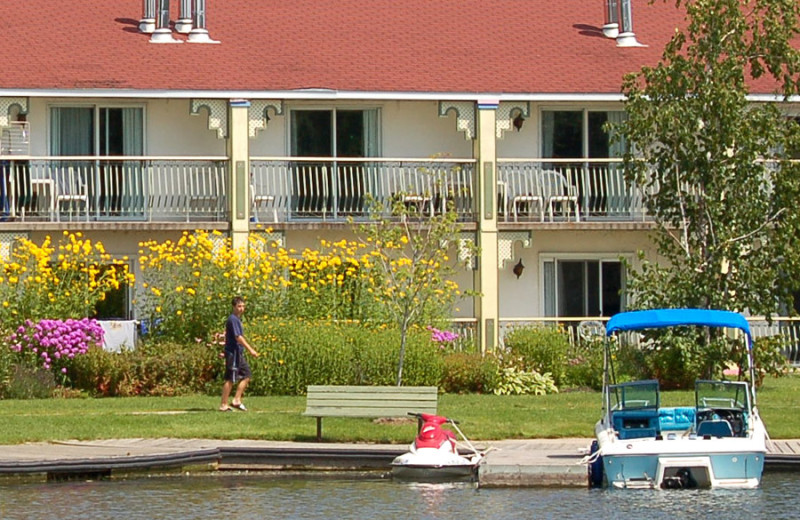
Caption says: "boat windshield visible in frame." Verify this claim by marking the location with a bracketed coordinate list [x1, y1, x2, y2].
[608, 380, 659, 411]
[695, 380, 750, 412]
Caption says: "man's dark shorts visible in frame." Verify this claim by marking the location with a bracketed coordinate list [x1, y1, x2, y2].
[225, 349, 252, 383]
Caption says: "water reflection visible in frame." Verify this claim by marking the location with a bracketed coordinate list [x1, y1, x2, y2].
[0, 472, 797, 520]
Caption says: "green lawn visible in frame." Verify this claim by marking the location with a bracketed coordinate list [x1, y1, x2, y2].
[0, 374, 796, 444]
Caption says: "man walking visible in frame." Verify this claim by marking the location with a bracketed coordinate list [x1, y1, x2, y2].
[220, 296, 259, 412]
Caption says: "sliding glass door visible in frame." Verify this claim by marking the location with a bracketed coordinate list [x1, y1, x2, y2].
[290, 108, 378, 218]
[543, 258, 625, 317]
[50, 106, 144, 219]
[541, 109, 628, 218]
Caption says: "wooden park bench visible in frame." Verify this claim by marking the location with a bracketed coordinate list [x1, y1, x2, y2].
[303, 385, 438, 441]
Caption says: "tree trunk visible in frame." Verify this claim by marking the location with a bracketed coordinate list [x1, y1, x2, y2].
[395, 324, 408, 386]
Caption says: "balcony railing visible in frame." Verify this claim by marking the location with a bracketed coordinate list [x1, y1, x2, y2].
[0, 157, 229, 223]
[497, 159, 650, 222]
[250, 157, 477, 222]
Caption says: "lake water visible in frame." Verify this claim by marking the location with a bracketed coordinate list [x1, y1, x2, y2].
[0, 472, 798, 520]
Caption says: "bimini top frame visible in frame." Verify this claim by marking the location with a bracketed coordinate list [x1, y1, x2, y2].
[604, 308, 756, 404]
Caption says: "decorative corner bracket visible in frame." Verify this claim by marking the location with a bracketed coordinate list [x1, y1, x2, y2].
[0, 98, 28, 128]
[498, 231, 532, 269]
[0, 232, 27, 262]
[249, 100, 284, 138]
[263, 231, 285, 248]
[190, 99, 228, 139]
[496, 101, 530, 139]
[438, 101, 475, 141]
[440, 232, 477, 270]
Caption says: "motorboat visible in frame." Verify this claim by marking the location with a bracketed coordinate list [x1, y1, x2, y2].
[585, 309, 767, 489]
[391, 413, 484, 481]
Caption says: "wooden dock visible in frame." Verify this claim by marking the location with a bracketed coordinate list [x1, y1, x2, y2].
[0, 438, 796, 486]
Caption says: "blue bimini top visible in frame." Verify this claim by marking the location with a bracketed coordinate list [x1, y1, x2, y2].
[605, 308, 752, 346]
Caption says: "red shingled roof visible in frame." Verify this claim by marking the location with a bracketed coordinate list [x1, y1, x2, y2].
[0, 0, 781, 96]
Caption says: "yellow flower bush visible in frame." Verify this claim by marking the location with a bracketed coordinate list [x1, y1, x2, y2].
[0, 232, 133, 326]
[136, 225, 467, 345]
[137, 231, 386, 341]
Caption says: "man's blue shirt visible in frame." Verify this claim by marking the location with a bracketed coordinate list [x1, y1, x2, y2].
[225, 313, 243, 354]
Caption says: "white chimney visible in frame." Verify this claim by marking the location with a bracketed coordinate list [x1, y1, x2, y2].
[616, 0, 646, 47]
[150, 0, 182, 43]
[139, 0, 156, 33]
[603, 0, 619, 39]
[187, 0, 220, 44]
[175, 0, 193, 34]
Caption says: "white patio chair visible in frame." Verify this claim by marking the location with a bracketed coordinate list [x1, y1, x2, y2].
[251, 183, 277, 222]
[539, 170, 580, 222]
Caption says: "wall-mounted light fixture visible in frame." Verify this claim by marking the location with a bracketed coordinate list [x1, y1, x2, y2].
[513, 113, 525, 131]
[513, 258, 525, 279]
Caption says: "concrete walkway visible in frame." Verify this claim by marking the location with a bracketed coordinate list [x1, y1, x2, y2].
[0, 437, 796, 487]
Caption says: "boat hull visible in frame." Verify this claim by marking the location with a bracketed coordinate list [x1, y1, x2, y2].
[391, 449, 481, 481]
[602, 450, 764, 489]
[595, 419, 766, 489]
[390, 463, 478, 481]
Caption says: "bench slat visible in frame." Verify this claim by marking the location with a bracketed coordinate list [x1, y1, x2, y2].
[307, 385, 438, 394]
[303, 385, 439, 441]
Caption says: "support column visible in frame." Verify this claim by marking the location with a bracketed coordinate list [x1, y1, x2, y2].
[228, 99, 250, 251]
[474, 99, 500, 354]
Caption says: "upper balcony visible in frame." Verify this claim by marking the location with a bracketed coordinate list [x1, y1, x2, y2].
[1, 156, 653, 227]
[0, 157, 229, 228]
[497, 158, 650, 224]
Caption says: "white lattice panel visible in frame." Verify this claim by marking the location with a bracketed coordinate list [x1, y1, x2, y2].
[0, 232, 27, 261]
[440, 232, 476, 269]
[249, 100, 284, 137]
[439, 101, 475, 140]
[496, 101, 530, 139]
[498, 231, 532, 268]
[249, 231, 285, 253]
[0, 98, 28, 128]
[191, 99, 228, 138]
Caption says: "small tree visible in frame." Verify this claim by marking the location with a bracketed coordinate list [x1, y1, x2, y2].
[356, 197, 474, 385]
[617, 0, 800, 317]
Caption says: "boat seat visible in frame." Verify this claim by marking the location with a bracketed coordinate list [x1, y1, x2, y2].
[612, 409, 659, 440]
[697, 419, 734, 438]
[658, 407, 696, 432]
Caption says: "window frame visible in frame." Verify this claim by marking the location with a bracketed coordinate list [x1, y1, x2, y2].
[539, 253, 631, 318]
[539, 107, 626, 159]
[47, 103, 147, 157]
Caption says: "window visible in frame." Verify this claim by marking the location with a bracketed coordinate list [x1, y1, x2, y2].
[541, 110, 625, 160]
[92, 264, 131, 319]
[50, 106, 144, 218]
[541, 109, 629, 217]
[542, 257, 625, 317]
[290, 108, 379, 217]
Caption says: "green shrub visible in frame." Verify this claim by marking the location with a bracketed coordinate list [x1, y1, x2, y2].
[440, 352, 499, 393]
[4, 364, 56, 399]
[493, 366, 558, 395]
[246, 319, 443, 395]
[0, 330, 15, 398]
[503, 325, 570, 385]
[563, 337, 605, 390]
[70, 340, 220, 397]
[752, 336, 789, 387]
[69, 346, 127, 396]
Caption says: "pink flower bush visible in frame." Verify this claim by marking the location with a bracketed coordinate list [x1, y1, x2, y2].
[8, 318, 104, 376]
[427, 326, 459, 349]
